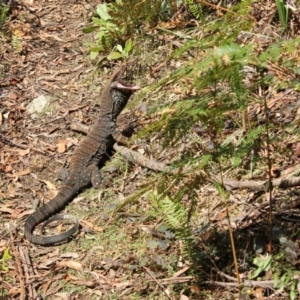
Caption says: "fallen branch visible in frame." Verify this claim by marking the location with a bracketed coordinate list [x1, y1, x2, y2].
[208, 279, 274, 289]
[143, 266, 172, 299]
[0, 132, 27, 149]
[208, 274, 300, 290]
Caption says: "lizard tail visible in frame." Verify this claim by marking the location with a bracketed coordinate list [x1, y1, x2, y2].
[24, 186, 79, 245]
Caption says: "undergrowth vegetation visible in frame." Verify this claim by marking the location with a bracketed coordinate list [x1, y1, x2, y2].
[83, 0, 300, 298]
[0, 1, 9, 30]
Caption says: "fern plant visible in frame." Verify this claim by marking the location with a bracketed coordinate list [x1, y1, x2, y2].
[185, 0, 202, 20]
[150, 193, 196, 254]
[12, 30, 22, 53]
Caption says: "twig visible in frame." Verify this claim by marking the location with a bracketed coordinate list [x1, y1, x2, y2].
[143, 266, 173, 300]
[0, 220, 23, 240]
[0, 133, 48, 155]
[156, 276, 193, 285]
[43, 105, 88, 125]
[209, 272, 300, 290]
[208, 279, 274, 289]
[11, 244, 25, 300]
[0, 132, 27, 149]
[264, 92, 274, 252]
[19, 246, 39, 299]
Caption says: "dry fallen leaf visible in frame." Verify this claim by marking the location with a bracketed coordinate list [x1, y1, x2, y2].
[60, 252, 79, 259]
[14, 169, 31, 177]
[294, 142, 300, 156]
[71, 280, 96, 287]
[80, 220, 104, 232]
[0, 240, 8, 251]
[11, 208, 26, 219]
[57, 139, 67, 153]
[0, 206, 14, 214]
[5, 169, 31, 178]
[17, 148, 30, 156]
[18, 209, 35, 218]
[52, 293, 69, 300]
[56, 260, 83, 271]
[7, 91, 17, 100]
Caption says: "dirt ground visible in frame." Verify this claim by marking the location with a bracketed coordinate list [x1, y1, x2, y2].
[2, 1, 300, 300]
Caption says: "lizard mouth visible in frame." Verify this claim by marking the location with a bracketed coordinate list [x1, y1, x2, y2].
[115, 80, 140, 91]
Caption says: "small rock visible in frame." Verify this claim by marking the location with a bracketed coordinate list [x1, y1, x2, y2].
[26, 95, 50, 116]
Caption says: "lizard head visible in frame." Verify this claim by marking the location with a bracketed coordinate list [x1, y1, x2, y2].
[110, 80, 140, 119]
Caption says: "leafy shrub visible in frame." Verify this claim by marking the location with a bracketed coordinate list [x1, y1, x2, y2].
[84, 0, 163, 60]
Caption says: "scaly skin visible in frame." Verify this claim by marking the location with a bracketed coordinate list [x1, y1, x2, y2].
[24, 65, 140, 245]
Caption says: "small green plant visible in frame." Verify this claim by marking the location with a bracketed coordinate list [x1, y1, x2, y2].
[1, 247, 12, 271]
[83, 3, 126, 60]
[150, 193, 195, 253]
[275, 0, 289, 30]
[12, 30, 22, 53]
[84, 0, 163, 60]
[249, 237, 299, 300]
[0, 2, 9, 30]
[107, 39, 133, 60]
[185, 0, 202, 20]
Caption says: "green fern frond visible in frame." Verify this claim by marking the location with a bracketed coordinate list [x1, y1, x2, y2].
[159, 196, 187, 229]
[185, 0, 202, 20]
[12, 30, 22, 53]
[151, 194, 195, 247]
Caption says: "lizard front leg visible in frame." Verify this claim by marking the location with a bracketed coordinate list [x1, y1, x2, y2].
[112, 128, 129, 145]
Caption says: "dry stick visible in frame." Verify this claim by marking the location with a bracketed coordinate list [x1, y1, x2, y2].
[43, 104, 88, 125]
[0, 132, 27, 149]
[11, 244, 25, 300]
[208, 280, 274, 289]
[0, 220, 24, 240]
[0, 132, 49, 155]
[263, 90, 274, 253]
[143, 266, 173, 300]
[158, 276, 193, 285]
[209, 274, 300, 289]
[218, 169, 241, 293]
[19, 246, 39, 299]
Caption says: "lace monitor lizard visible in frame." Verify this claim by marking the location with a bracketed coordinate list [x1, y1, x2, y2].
[24, 65, 140, 245]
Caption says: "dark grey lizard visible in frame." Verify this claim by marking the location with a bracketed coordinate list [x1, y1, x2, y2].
[24, 65, 140, 245]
